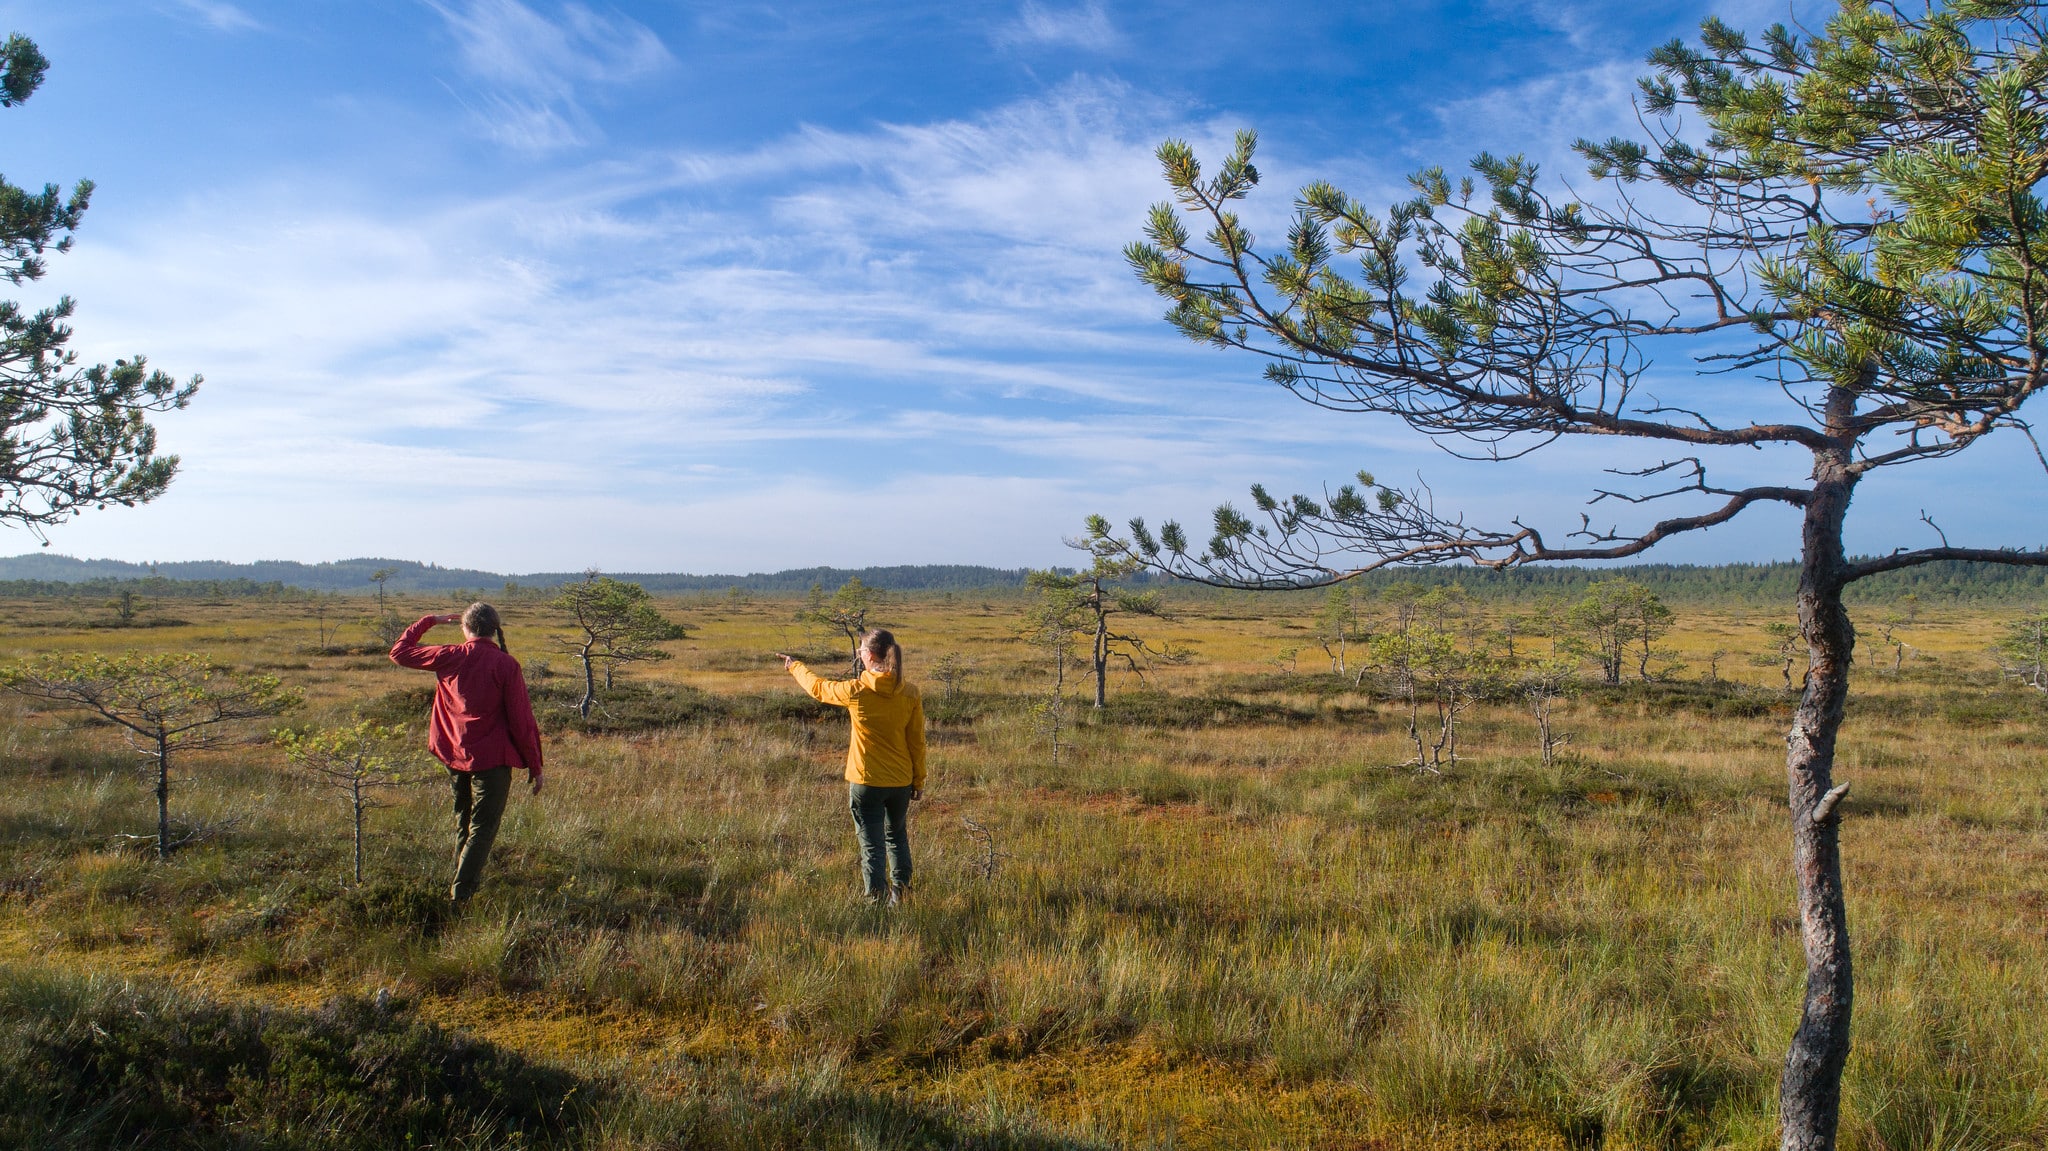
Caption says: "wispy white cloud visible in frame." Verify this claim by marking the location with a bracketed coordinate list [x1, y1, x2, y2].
[428, 0, 673, 150]
[61, 64, 1713, 570]
[34, 10, 1948, 571]
[1482, 0, 1622, 52]
[1479, 0, 1772, 53]
[166, 0, 258, 32]
[1428, 56, 1644, 172]
[433, 0, 671, 91]
[996, 1, 1121, 52]
[34, 79, 1392, 569]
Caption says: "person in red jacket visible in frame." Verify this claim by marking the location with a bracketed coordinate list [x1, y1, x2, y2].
[390, 602, 544, 905]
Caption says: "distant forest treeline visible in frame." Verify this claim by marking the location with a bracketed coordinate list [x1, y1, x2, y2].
[3, 553, 2048, 605]
[1257, 560, 2048, 605]
[0, 555, 1044, 597]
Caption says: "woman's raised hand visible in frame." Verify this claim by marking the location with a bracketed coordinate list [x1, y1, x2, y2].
[436, 612, 463, 625]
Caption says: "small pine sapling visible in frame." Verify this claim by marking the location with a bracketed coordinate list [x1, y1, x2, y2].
[961, 817, 1009, 881]
[1368, 585, 1485, 771]
[1022, 573, 1085, 766]
[928, 651, 977, 723]
[107, 589, 140, 627]
[0, 653, 298, 859]
[1312, 584, 1361, 676]
[1872, 611, 1911, 674]
[1753, 622, 1802, 692]
[930, 651, 975, 701]
[1996, 610, 2048, 691]
[1064, 520, 1172, 707]
[281, 721, 434, 884]
[1518, 654, 1578, 771]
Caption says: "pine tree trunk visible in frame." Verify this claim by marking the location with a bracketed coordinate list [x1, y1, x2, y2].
[1403, 680, 1423, 767]
[1050, 647, 1067, 767]
[1093, 616, 1108, 709]
[1780, 437, 1857, 1151]
[1430, 682, 1456, 769]
[579, 646, 596, 718]
[155, 730, 170, 862]
[352, 783, 365, 885]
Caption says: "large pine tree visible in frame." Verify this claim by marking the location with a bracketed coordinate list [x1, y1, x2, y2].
[1114, 3, 2048, 1146]
[2, 33, 196, 536]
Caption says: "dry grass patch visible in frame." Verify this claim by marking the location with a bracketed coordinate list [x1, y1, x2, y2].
[0, 593, 2045, 1147]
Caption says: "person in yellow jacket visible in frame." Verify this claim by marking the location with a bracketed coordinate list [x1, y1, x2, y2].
[780, 628, 927, 905]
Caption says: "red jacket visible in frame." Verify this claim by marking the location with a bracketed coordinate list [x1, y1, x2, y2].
[390, 615, 544, 774]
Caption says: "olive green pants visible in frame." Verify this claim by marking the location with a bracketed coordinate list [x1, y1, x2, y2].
[848, 783, 913, 900]
[450, 766, 511, 903]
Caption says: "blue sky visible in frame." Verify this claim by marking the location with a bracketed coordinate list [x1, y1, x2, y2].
[2, 0, 2040, 573]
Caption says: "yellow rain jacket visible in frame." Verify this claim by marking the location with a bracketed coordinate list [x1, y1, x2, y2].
[787, 662, 928, 789]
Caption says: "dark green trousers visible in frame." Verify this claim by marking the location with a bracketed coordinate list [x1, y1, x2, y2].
[847, 783, 913, 900]
[450, 766, 511, 903]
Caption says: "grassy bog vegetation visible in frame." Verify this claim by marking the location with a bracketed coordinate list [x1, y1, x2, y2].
[0, 580, 2044, 1150]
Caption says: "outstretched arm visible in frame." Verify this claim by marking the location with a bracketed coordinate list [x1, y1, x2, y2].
[784, 659, 855, 707]
[390, 613, 463, 670]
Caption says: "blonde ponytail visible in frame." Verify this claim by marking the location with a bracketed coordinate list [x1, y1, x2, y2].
[862, 628, 902, 678]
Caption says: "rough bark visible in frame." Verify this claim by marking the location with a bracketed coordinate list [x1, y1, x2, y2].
[578, 643, 597, 718]
[1092, 617, 1109, 709]
[1780, 409, 1857, 1151]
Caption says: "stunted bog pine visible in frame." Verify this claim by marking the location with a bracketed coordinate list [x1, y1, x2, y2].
[797, 578, 882, 674]
[553, 573, 684, 718]
[0, 653, 297, 859]
[280, 720, 433, 884]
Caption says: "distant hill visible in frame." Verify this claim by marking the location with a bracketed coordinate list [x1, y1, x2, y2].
[0, 555, 1042, 595]
[4, 553, 2047, 603]
[541, 565, 1046, 593]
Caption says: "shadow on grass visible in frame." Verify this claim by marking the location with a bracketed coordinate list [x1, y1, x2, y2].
[0, 965, 588, 1150]
[0, 964, 1110, 1151]
[1578, 678, 1787, 719]
[365, 681, 854, 738]
[614, 1080, 1115, 1151]
[0, 811, 99, 847]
